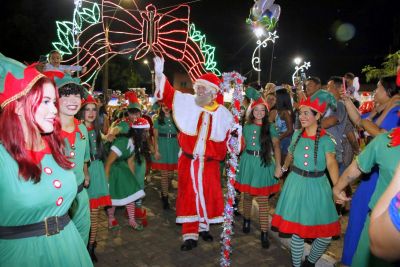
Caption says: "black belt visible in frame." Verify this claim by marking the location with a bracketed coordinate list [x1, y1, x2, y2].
[291, 165, 325, 178]
[246, 150, 261, 157]
[77, 182, 84, 193]
[182, 151, 217, 162]
[159, 133, 177, 138]
[0, 213, 71, 239]
[90, 154, 102, 161]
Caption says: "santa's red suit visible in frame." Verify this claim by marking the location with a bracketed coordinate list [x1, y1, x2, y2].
[155, 74, 233, 241]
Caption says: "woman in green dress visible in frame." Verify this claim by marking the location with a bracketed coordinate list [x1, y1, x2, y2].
[333, 127, 400, 267]
[80, 94, 112, 262]
[104, 117, 150, 230]
[235, 87, 282, 249]
[152, 102, 179, 209]
[272, 96, 340, 267]
[0, 55, 92, 266]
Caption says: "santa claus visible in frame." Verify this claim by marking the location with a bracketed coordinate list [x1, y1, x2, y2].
[153, 57, 234, 251]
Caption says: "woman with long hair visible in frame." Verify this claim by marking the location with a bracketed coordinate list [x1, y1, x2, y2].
[152, 102, 179, 209]
[80, 94, 112, 262]
[0, 55, 92, 266]
[272, 96, 340, 267]
[104, 118, 150, 231]
[235, 87, 282, 249]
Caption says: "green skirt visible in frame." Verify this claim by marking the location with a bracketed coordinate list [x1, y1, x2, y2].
[235, 153, 279, 196]
[271, 172, 340, 238]
[109, 160, 145, 206]
[151, 136, 179, 170]
[87, 160, 111, 209]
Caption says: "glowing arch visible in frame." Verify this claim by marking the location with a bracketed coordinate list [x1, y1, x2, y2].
[52, 0, 221, 85]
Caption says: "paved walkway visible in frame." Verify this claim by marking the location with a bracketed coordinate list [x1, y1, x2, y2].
[94, 173, 292, 267]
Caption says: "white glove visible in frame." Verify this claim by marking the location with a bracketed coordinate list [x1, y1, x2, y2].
[153, 57, 164, 78]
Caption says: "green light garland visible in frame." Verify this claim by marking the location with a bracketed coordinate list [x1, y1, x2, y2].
[52, 2, 100, 56]
[189, 23, 221, 76]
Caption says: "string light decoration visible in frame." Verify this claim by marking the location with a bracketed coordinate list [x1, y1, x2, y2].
[189, 23, 221, 76]
[292, 61, 311, 86]
[219, 71, 245, 267]
[252, 31, 279, 72]
[52, 0, 221, 85]
[52, 1, 100, 56]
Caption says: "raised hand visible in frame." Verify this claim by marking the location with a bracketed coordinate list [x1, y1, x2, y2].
[153, 57, 165, 77]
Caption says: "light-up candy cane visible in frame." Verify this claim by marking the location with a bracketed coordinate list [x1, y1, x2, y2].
[219, 71, 245, 267]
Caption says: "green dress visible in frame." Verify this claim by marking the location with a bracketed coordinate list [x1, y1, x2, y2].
[0, 144, 93, 267]
[61, 121, 91, 245]
[151, 116, 179, 170]
[351, 131, 400, 267]
[109, 137, 145, 206]
[271, 129, 341, 238]
[86, 127, 111, 209]
[235, 123, 280, 195]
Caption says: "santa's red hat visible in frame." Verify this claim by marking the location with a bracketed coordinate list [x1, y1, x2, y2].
[193, 73, 224, 104]
[132, 117, 150, 129]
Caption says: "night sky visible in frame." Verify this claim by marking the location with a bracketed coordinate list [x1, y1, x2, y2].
[0, 0, 398, 85]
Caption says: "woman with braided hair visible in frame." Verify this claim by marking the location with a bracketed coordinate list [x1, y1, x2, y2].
[235, 87, 282, 249]
[271, 96, 340, 267]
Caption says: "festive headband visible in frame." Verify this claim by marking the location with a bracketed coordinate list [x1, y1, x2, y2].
[299, 97, 327, 114]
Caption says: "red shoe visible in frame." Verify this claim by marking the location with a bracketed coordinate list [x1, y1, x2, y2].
[108, 218, 121, 230]
[135, 207, 148, 227]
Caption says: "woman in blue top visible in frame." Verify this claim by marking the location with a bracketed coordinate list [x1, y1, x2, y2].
[341, 75, 400, 266]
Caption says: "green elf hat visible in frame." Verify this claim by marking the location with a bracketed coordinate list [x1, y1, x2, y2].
[245, 86, 270, 111]
[125, 91, 142, 111]
[54, 73, 81, 89]
[310, 89, 337, 111]
[0, 53, 45, 109]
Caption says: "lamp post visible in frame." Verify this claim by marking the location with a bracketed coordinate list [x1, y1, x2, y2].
[291, 57, 311, 86]
[143, 59, 155, 96]
[251, 30, 279, 89]
[254, 27, 264, 87]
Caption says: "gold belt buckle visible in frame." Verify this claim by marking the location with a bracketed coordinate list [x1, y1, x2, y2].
[44, 216, 60, 236]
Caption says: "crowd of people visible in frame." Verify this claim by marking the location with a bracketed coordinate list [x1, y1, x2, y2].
[0, 51, 400, 267]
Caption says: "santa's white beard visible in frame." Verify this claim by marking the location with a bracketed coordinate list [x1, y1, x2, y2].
[195, 93, 213, 107]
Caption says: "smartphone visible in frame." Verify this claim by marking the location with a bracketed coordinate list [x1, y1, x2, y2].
[300, 72, 307, 82]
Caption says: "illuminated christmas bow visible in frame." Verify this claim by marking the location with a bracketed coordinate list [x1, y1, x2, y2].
[103, 1, 190, 61]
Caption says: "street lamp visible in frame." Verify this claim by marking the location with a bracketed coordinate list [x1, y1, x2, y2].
[143, 59, 155, 95]
[294, 57, 302, 66]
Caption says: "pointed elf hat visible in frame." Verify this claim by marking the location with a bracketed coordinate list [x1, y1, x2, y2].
[125, 91, 142, 110]
[0, 53, 45, 109]
[54, 73, 81, 89]
[299, 96, 327, 114]
[81, 94, 97, 107]
[193, 73, 224, 104]
[132, 117, 150, 129]
[245, 86, 270, 111]
[310, 89, 337, 111]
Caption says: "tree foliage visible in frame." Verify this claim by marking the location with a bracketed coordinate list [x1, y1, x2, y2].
[362, 50, 400, 82]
